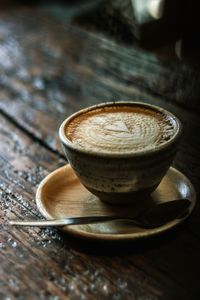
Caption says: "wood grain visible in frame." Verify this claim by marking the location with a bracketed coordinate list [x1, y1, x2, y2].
[0, 6, 200, 300]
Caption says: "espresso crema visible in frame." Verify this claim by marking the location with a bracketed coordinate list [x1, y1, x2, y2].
[65, 104, 176, 154]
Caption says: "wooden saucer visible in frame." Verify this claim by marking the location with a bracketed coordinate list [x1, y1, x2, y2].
[36, 165, 196, 241]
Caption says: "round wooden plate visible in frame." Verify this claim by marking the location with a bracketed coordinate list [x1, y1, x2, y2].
[36, 165, 196, 241]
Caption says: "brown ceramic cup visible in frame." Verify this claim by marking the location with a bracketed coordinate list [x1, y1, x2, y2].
[59, 101, 182, 205]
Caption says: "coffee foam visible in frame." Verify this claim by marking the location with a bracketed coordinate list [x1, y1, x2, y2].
[65, 105, 176, 154]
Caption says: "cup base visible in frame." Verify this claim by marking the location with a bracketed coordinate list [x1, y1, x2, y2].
[85, 185, 158, 205]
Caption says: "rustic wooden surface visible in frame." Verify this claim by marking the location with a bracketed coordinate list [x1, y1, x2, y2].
[0, 6, 200, 300]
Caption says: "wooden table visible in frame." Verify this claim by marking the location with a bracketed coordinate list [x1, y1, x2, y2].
[0, 6, 200, 300]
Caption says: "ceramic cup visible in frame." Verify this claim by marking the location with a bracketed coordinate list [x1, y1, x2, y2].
[59, 101, 182, 205]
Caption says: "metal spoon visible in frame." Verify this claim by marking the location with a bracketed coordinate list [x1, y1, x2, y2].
[8, 199, 191, 229]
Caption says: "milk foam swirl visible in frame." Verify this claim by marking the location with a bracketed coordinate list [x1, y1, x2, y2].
[66, 107, 175, 154]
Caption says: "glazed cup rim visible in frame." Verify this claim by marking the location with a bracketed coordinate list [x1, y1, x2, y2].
[59, 101, 182, 158]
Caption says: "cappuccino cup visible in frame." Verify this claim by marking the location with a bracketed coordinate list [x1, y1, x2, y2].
[59, 101, 182, 205]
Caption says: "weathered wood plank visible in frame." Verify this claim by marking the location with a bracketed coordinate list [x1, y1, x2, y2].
[1, 7, 200, 300]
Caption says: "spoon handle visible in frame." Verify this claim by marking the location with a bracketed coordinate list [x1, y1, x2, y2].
[8, 216, 120, 227]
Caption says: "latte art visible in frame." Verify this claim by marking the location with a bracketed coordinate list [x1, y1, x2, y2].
[66, 105, 176, 154]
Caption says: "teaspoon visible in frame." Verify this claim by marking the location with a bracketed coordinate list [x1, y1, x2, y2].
[8, 199, 191, 229]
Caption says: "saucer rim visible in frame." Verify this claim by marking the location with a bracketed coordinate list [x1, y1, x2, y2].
[36, 165, 196, 242]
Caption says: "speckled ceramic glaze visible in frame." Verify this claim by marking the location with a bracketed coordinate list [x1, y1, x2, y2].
[59, 102, 182, 204]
